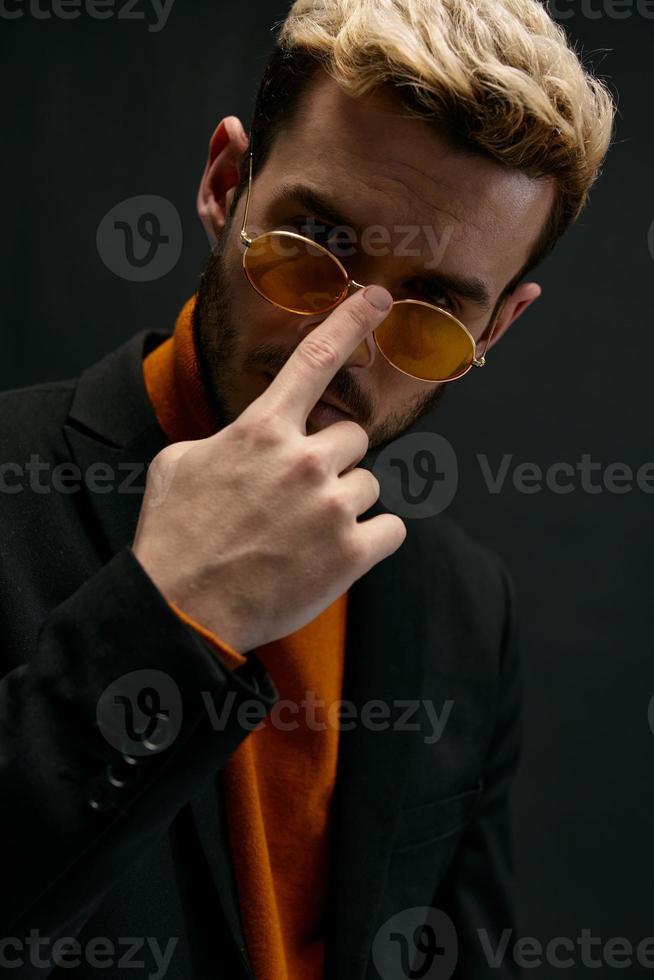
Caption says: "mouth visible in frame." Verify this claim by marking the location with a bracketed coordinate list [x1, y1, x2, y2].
[262, 370, 353, 419]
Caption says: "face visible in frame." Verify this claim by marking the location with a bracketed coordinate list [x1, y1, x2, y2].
[195, 71, 555, 449]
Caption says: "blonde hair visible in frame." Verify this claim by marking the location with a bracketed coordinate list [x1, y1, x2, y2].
[268, 0, 615, 273]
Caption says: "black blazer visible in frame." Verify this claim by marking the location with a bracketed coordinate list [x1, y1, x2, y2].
[0, 330, 521, 980]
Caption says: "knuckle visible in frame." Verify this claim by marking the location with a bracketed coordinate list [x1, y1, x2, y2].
[152, 445, 173, 468]
[236, 412, 282, 448]
[342, 299, 372, 333]
[146, 444, 191, 504]
[297, 336, 340, 371]
[150, 444, 182, 474]
[296, 447, 329, 481]
[323, 491, 350, 521]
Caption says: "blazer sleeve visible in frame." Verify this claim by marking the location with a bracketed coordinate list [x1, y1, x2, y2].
[432, 560, 523, 979]
[0, 545, 277, 959]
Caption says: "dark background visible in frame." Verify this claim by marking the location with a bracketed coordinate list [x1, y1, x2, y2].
[2, 2, 653, 975]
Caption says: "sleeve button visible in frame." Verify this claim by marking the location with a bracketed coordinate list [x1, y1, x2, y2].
[87, 778, 117, 812]
[107, 755, 140, 788]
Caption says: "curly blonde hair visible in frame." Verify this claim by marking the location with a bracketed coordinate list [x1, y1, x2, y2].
[242, 0, 615, 284]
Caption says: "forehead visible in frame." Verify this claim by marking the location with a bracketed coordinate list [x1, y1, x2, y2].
[260, 71, 556, 299]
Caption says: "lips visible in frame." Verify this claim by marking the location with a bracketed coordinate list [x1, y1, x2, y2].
[316, 393, 352, 417]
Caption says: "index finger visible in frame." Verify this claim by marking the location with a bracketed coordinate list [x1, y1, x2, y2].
[258, 285, 393, 429]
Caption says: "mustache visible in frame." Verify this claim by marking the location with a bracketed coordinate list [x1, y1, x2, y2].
[245, 343, 372, 423]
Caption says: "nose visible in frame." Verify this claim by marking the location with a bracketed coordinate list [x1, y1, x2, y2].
[296, 316, 376, 370]
[295, 280, 379, 369]
[344, 332, 376, 369]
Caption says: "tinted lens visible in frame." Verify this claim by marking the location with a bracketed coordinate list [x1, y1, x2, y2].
[373, 300, 475, 382]
[244, 231, 348, 314]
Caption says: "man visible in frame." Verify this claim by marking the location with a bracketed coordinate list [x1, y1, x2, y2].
[0, 0, 614, 978]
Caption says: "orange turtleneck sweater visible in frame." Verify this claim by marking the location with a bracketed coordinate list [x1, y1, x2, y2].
[143, 295, 347, 980]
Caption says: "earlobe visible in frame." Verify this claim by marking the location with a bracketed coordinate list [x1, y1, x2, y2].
[197, 116, 249, 247]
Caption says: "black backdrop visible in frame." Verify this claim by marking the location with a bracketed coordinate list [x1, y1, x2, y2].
[2, 2, 653, 976]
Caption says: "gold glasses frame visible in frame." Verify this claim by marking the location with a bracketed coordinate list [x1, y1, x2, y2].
[238, 150, 504, 384]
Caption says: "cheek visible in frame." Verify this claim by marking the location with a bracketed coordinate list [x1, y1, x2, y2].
[229, 246, 293, 343]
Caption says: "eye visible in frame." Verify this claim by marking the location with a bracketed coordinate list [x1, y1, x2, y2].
[408, 279, 457, 314]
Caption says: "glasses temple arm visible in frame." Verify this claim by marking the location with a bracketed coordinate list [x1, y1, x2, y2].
[474, 297, 507, 368]
[240, 150, 254, 246]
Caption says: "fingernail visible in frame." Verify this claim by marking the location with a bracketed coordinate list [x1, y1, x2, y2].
[364, 285, 393, 311]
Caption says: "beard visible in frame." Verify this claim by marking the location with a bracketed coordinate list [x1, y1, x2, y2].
[192, 236, 242, 432]
[192, 225, 447, 451]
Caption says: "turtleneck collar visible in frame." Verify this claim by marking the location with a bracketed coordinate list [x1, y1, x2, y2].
[143, 294, 217, 444]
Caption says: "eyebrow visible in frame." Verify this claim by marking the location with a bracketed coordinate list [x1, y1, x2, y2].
[270, 181, 493, 312]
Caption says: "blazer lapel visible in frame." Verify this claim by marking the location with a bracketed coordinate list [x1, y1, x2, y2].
[325, 495, 428, 980]
[62, 330, 168, 558]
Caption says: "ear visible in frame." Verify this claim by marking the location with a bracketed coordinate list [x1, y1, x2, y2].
[197, 116, 250, 247]
[483, 281, 542, 353]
